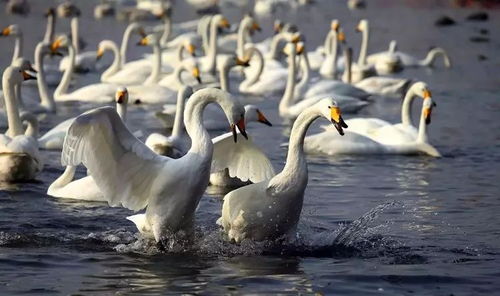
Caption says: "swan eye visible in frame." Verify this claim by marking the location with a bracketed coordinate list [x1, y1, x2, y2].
[328, 106, 331, 109]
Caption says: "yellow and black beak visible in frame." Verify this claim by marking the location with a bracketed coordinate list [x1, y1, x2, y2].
[51, 38, 62, 52]
[423, 89, 431, 99]
[251, 22, 261, 33]
[0, 27, 11, 36]
[330, 106, 348, 135]
[136, 36, 149, 46]
[22, 70, 37, 81]
[236, 57, 250, 67]
[338, 31, 346, 43]
[96, 47, 104, 61]
[219, 18, 230, 29]
[116, 90, 127, 104]
[186, 44, 196, 57]
[231, 117, 248, 143]
[257, 110, 272, 126]
[192, 67, 202, 84]
[424, 101, 436, 125]
[291, 34, 301, 44]
[296, 43, 305, 55]
[28, 64, 37, 74]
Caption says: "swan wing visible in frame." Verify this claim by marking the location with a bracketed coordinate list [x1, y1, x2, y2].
[212, 132, 275, 183]
[61, 106, 169, 211]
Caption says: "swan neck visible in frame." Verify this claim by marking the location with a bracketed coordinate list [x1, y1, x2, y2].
[121, 23, 137, 66]
[218, 63, 230, 91]
[236, 19, 249, 58]
[296, 51, 311, 91]
[358, 27, 368, 66]
[401, 87, 416, 126]
[417, 106, 428, 143]
[35, 43, 56, 112]
[71, 17, 80, 54]
[269, 32, 286, 59]
[43, 14, 55, 43]
[174, 63, 186, 87]
[54, 45, 75, 99]
[20, 112, 39, 137]
[116, 102, 127, 123]
[207, 19, 218, 74]
[241, 47, 263, 89]
[172, 89, 188, 137]
[421, 48, 450, 67]
[49, 166, 77, 192]
[323, 31, 333, 55]
[279, 49, 297, 116]
[12, 34, 23, 64]
[176, 43, 184, 63]
[144, 43, 161, 85]
[321, 31, 338, 78]
[160, 17, 172, 46]
[2, 69, 23, 137]
[101, 41, 121, 81]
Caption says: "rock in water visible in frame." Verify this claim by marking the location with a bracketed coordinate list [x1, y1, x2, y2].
[467, 12, 488, 22]
[435, 16, 456, 26]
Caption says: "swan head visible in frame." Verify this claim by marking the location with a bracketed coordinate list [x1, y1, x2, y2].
[330, 20, 340, 31]
[243, 15, 261, 34]
[0, 24, 20, 37]
[4, 66, 36, 84]
[244, 105, 272, 126]
[274, 20, 284, 34]
[283, 42, 303, 57]
[180, 59, 202, 84]
[356, 19, 368, 32]
[337, 29, 346, 43]
[206, 89, 247, 142]
[182, 39, 197, 57]
[115, 87, 128, 105]
[51, 35, 70, 52]
[213, 15, 231, 29]
[136, 34, 159, 47]
[422, 95, 436, 125]
[12, 57, 37, 75]
[44, 8, 56, 18]
[319, 98, 348, 136]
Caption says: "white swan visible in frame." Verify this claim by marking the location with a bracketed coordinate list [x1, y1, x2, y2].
[308, 20, 339, 72]
[61, 88, 248, 242]
[279, 43, 368, 121]
[59, 17, 104, 73]
[52, 35, 119, 103]
[0, 66, 42, 182]
[341, 20, 376, 83]
[198, 14, 231, 75]
[0, 24, 23, 64]
[218, 98, 347, 242]
[304, 82, 440, 157]
[47, 88, 129, 201]
[157, 58, 202, 91]
[218, 14, 261, 57]
[367, 40, 451, 68]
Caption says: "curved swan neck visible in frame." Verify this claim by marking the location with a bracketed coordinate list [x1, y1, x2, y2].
[184, 90, 226, 155]
[2, 67, 23, 137]
[321, 31, 338, 78]
[160, 16, 172, 47]
[296, 50, 311, 93]
[358, 25, 369, 66]
[401, 87, 417, 126]
[116, 102, 127, 123]
[49, 165, 77, 192]
[12, 33, 23, 64]
[176, 43, 185, 63]
[120, 23, 139, 66]
[236, 17, 251, 58]
[101, 41, 121, 81]
[268, 32, 288, 60]
[144, 42, 161, 85]
[71, 17, 80, 54]
[35, 43, 56, 112]
[241, 47, 264, 89]
[43, 13, 55, 43]
[206, 18, 219, 74]
[172, 87, 191, 138]
[54, 44, 75, 99]
[323, 31, 333, 56]
[420, 48, 451, 67]
[279, 47, 297, 116]
[417, 106, 428, 143]
[218, 62, 230, 92]
[276, 107, 319, 183]
[20, 112, 39, 137]
[173, 63, 188, 87]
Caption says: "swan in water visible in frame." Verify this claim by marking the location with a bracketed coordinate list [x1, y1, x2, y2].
[367, 40, 451, 69]
[218, 98, 347, 242]
[61, 88, 248, 243]
[279, 42, 368, 122]
[0, 66, 43, 182]
[304, 82, 440, 157]
[308, 20, 340, 72]
[47, 88, 129, 201]
[341, 20, 376, 83]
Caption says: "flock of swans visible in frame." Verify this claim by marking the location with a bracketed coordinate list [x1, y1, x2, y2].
[0, 2, 451, 245]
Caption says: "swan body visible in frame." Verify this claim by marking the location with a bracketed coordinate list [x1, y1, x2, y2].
[47, 88, 129, 201]
[354, 76, 411, 97]
[0, 66, 42, 182]
[218, 98, 347, 242]
[61, 88, 248, 243]
[367, 41, 451, 68]
[305, 82, 440, 157]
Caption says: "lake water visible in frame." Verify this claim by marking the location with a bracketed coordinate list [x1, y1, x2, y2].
[0, 0, 499, 295]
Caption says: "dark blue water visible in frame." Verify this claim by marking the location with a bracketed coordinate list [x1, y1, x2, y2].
[1, 0, 499, 294]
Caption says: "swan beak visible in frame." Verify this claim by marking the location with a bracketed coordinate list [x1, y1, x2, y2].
[137, 37, 149, 46]
[338, 31, 346, 43]
[219, 18, 230, 29]
[331, 21, 340, 31]
[44, 8, 55, 17]
[424, 107, 432, 125]
[28, 64, 37, 74]
[22, 70, 37, 81]
[291, 33, 301, 44]
[330, 106, 348, 136]
[192, 67, 202, 84]
[257, 110, 272, 126]
[0, 27, 11, 36]
[186, 44, 196, 56]
[116, 90, 127, 104]
[296, 43, 305, 55]
[96, 48, 104, 60]
[236, 57, 250, 67]
[251, 22, 261, 33]
[51, 39, 62, 52]
[423, 89, 432, 99]
[231, 118, 248, 143]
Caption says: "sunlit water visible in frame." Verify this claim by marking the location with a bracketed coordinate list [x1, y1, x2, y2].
[0, 0, 499, 294]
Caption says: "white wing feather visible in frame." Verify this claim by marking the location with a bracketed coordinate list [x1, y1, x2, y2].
[61, 107, 169, 211]
[211, 133, 275, 183]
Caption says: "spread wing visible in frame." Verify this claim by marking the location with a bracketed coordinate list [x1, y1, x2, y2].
[211, 132, 275, 184]
[61, 107, 170, 211]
